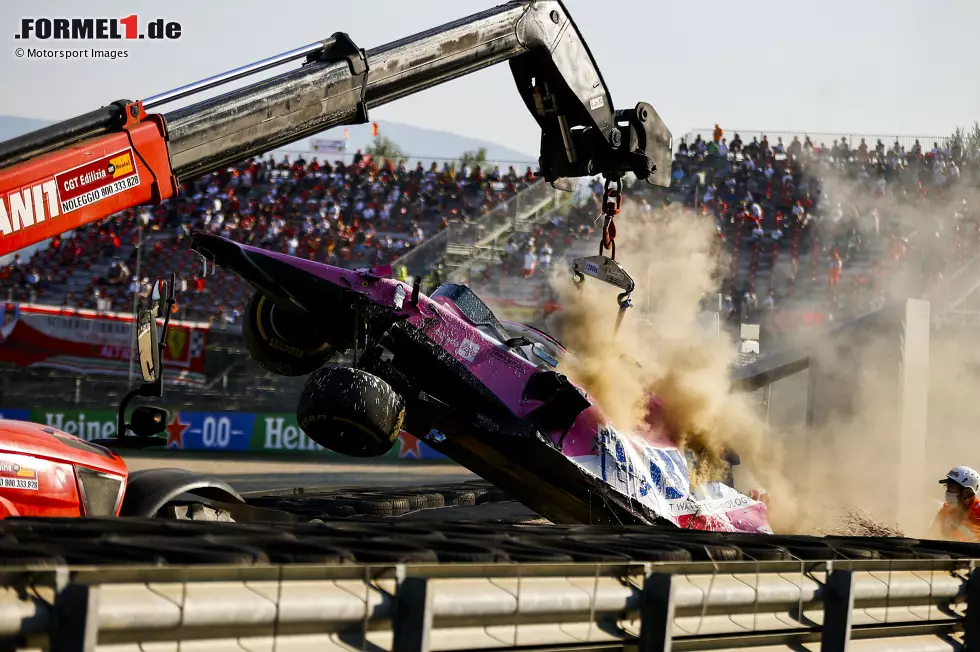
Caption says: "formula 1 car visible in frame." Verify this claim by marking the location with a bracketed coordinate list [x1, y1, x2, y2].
[189, 233, 771, 532]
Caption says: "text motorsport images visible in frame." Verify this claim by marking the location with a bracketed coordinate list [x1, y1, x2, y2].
[13, 16, 182, 60]
[16, 48, 130, 60]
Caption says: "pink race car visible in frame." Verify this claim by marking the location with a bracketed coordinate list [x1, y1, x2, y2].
[191, 233, 770, 532]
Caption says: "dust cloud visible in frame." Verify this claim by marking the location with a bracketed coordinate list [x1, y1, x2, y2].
[764, 180, 980, 538]
[543, 178, 980, 537]
[543, 202, 802, 533]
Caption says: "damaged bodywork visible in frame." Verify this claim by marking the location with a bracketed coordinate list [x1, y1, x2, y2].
[192, 233, 771, 532]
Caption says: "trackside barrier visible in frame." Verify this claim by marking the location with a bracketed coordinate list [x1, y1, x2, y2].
[4, 559, 976, 651]
[1, 408, 449, 459]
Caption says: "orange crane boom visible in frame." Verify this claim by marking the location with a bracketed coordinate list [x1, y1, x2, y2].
[0, 1, 672, 258]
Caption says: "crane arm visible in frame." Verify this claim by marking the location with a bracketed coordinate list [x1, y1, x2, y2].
[0, 0, 672, 258]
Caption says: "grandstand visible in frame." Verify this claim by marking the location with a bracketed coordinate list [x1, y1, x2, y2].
[0, 153, 559, 410]
[2, 128, 979, 412]
[1, 154, 536, 320]
[464, 130, 980, 343]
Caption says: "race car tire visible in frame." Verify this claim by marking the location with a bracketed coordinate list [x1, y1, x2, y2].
[829, 545, 880, 560]
[203, 536, 354, 565]
[330, 496, 413, 517]
[427, 541, 509, 563]
[392, 493, 437, 511]
[486, 488, 511, 503]
[296, 367, 406, 457]
[437, 490, 478, 507]
[332, 541, 439, 564]
[495, 543, 575, 562]
[244, 293, 333, 376]
[421, 493, 447, 509]
[740, 546, 794, 561]
[341, 490, 439, 512]
[551, 541, 637, 562]
[324, 523, 449, 541]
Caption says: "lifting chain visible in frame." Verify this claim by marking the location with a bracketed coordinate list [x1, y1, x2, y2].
[600, 177, 631, 329]
[570, 176, 632, 334]
[599, 176, 622, 260]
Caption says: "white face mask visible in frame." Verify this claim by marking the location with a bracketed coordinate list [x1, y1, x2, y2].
[945, 490, 960, 505]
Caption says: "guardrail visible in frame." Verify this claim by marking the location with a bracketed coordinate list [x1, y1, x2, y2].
[10, 559, 976, 651]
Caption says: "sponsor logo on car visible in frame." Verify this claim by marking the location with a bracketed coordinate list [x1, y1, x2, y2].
[455, 337, 479, 362]
[0, 459, 38, 491]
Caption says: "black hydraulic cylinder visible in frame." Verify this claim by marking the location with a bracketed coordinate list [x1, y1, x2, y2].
[0, 102, 129, 169]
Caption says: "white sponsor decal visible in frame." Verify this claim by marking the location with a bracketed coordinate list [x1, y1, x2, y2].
[0, 181, 60, 236]
[0, 458, 38, 491]
[456, 337, 480, 362]
[0, 477, 38, 491]
[262, 417, 326, 452]
[59, 173, 139, 214]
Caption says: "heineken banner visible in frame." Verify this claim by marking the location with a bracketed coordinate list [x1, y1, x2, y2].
[1, 408, 447, 460]
[0, 304, 208, 385]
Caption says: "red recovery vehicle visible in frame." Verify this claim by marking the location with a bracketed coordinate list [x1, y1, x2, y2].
[0, 277, 247, 519]
[0, 1, 679, 523]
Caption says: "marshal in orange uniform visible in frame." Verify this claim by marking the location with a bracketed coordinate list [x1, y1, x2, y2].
[930, 466, 980, 542]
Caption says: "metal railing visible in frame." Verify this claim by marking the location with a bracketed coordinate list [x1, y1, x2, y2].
[390, 179, 562, 277]
[8, 559, 975, 651]
[444, 182, 567, 286]
[447, 180, 560, 250]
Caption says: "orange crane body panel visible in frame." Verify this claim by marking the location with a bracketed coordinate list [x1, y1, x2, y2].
[0, 109, 176, 257]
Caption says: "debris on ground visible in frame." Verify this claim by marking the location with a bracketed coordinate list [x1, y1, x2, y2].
[811, 502, 906, 538]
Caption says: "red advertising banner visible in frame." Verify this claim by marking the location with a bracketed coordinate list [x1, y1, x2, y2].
[0, 303, 208, 385]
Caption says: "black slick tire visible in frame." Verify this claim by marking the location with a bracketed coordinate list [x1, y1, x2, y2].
[297, 366, 406, 457]
[243, 293, 332, 376]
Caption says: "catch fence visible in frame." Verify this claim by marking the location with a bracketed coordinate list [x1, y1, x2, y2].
[682, 129, 948, 152]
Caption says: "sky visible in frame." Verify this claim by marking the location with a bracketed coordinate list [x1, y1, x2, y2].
[1, 0, 979, 157]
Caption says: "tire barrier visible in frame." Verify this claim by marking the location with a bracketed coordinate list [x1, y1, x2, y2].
[2, 481, 980, 650]
[4, 552, 976, 651]
[244, 480, 507, 518]
[1, 495, 980, 566]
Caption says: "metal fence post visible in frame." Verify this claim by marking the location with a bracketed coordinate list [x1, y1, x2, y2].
[966, 567, 980, 650]
[897, 298, 930, 529]
[805, 356, 817, 428]
[822, 569, 855, 652]
[51, 583, 100, 652]
[638, 572, 675, 652]
[392, 577, 433, 652]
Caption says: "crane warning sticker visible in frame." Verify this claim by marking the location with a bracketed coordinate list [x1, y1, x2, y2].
[54, 148, 139, 215]
[0, 460, 38, 491]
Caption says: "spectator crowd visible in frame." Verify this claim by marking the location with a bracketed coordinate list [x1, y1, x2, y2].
[0, 151, 536, 323]
[4, 129, 980, 334]
[666, 129, 980, 326]
[472, 127, 980, 334]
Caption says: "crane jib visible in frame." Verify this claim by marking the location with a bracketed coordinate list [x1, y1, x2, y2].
[0, 0, 672, 258]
